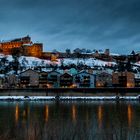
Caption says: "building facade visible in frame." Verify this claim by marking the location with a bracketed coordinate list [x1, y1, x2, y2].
[0, 36, 31, 54]
[0, 36, 43, 58]
[60, 73, 73, 87]
[19, 69, 39, 88]
[47, 71, 60, 88]
[134, 73, 140, 87]
[74, 71, 95, 88]
[112, 71, 135, 87]
[39, 71, 48, 88]
[22, 43, 43, 58]
[96, 72, 112, 87]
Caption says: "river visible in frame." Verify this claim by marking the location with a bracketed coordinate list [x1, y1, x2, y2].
[0, 101, 140, 140]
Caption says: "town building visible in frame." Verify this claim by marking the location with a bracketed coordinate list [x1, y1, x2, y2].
[96, 72, 112, 87]
[112, 71, 135, 87]
[39, 71, 48, 88]
[0, 76, 4, 88]
[22, 43, 43, 58]
[134, 73, 140, 87]
[19, 69, 39, 88]
[6, 74, 19, 88]
[0, 36, 31, 54]
[68, 68, 78, 75]
[0, 36, 43, 58]
[60, 73, 73, 87]
[47, 71, 60, 88]
[74, 71, 95, 88]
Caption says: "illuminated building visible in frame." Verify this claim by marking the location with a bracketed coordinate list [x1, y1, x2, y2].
[96, 72, 112, 87]
[22, 43, 43, 58]
[74, 71, 95, 88]
[0, 35, 43, 58]
[0, 36, 31, 54]
[112, 71, 135, 87]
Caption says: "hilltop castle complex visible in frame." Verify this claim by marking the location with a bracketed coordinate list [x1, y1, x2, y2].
[0, 36, 43, 58]
[1, 35, 138, 62]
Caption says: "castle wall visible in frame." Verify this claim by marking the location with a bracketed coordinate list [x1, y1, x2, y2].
[0, 36, 43, 58]
[22, 43, 43, 58]
[0, 36, 31, 55]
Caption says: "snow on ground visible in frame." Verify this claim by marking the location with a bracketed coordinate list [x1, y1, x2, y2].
[0, 54, 116, 68]
[135, 61, 140, 66]
[110, 53, 120, 56]
[58, 58, 116, 67]
[0, 53, 5, 58]
[0, 96, 55, 100]
[6, 55, 14, 61]
[0, 96, 138, 100]
[60, 96, 138, 100]
[19, 56, 50, 67]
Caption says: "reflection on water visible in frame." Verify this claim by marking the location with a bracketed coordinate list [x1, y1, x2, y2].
[0, 101, 140, 140]
[45, 105, 49, 122]
[98, 105, 103, 128]
[72, 105, 77, 122]
[15, 104, 19, 123]
[127, 104, 133, 128]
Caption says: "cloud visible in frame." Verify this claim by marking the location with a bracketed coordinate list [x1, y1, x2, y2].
[0, 0, 140, 54]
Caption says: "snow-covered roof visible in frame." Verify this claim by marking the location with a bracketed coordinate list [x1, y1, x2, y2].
[47, 70, 60, 75]
[19, 69, 39, 75]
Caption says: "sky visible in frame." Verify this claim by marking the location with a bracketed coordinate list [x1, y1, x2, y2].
[0, 0, 140, 54]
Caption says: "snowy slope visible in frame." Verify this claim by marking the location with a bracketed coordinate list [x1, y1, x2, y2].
[61, 58, 116, 67]
[0, 54, 116, 68]
[0, 96, 138, 100]
[135, 61, 140, 66]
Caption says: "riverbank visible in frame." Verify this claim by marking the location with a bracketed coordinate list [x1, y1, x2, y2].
[0, 87, 140, 93]
[0, 95, 140, 101]
[0, 87, 139, 96]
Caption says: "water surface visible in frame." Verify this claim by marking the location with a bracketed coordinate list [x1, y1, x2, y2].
[0, 101, 140, 140]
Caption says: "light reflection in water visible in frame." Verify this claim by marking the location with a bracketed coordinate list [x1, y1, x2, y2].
[15, 104, 19, 123]
[128, 104, 133, 128]
[72, 105, 77, 122]
[23, 110, 26, 118]
[45, 105, 49, 122]
[1, 101, 140, 140]
[98, 105, 103, 128]
[27, 105, 30, 118]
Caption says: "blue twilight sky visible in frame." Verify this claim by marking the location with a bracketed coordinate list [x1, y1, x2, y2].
[0, 0, 140, 54]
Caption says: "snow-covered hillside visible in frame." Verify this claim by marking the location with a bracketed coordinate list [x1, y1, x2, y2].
[60, 58, 116, 67]
[0, 54, 116, 68]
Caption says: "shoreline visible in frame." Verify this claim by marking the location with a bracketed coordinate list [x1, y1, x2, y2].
[0, 95, 140, 101]
[0, 87, 140, 93]
[0, 88, 140, 100]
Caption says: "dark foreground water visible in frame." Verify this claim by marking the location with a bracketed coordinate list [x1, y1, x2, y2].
[0, 101, 140, 140]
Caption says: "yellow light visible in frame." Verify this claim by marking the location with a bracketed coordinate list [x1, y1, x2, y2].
[45, 105, 49, 122]
[71, 84, 77, 88]
[72, 105, 77, 122]
[128, 104, 133, 128]
[15, 104, 19, 123]
[98, 106, 103, 128]
[47, 84, 51, 88]
[23, 110, 26, 118]
[127, 83, 133, 87]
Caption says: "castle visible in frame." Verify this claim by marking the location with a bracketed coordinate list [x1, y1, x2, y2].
[0, 36, 43, 58]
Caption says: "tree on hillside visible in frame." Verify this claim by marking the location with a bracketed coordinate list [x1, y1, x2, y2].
[11, 48, 21, 74]
[117, 61, 125, 72]
[125, 59, 132, 72]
